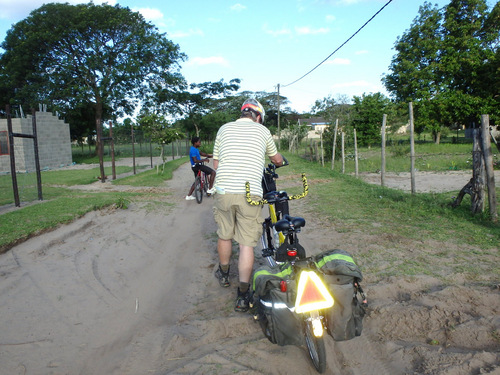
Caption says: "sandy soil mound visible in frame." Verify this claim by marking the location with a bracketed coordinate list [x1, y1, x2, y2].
[0, 159, 498, 375]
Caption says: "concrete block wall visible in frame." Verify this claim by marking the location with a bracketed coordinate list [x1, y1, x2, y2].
[0, 111, 72, 173]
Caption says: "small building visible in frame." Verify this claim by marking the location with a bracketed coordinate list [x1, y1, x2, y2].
[298, 117, 330, 139]
[0, 111, 72, 173]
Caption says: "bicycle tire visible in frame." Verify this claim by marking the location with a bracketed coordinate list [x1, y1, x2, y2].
[194, 176, 203, 203]
[304, 316, 327, 373]
[203, 173, 210, 196]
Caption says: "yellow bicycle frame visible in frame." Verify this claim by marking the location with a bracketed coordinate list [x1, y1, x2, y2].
[245, 173, 309, 247]
[268, 204, 286, 245]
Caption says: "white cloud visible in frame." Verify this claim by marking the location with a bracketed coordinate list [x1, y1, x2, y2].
[295, 26, 330, 35]
[263, 24, 292, 37]
[170, 29, 204, 38]
[133, 7, 164, 21]
[325, 58, 351, 65]
[186, 56, 229, 67]
[325, 14, 336, 23]
[230, 3, 246, 12]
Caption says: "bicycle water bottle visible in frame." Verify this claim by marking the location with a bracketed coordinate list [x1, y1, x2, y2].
[272, 227, 280, 249]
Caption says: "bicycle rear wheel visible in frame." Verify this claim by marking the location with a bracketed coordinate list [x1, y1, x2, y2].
[304, 316, 327, 373]
[194, 176, 203, 203]
[203, 173, 210, 196]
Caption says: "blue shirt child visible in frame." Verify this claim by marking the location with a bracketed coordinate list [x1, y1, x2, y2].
[190, 145, 201, 167]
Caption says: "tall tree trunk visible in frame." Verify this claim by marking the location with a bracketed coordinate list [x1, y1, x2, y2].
[433, 131, 441, 144]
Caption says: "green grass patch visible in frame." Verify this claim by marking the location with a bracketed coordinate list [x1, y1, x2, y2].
[297, 139, 496, 174]
[0, 157, 186, 252]
[113, 157, 188, 187]
[276, 152, 500, 283]
[0, 191, 139, 251]
[42, 166, 133, 186]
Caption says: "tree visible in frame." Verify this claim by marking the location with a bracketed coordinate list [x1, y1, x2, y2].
[169, 79, 240, 137]
[311, 94, 352, 127]
[0, 2, 186, 144]
[383, 0, 500, 140]
[351, 93, 393, 147]
[137, 111, 183, 171]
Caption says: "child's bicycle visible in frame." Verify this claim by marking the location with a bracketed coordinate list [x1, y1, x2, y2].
[193, 162, 211, 204]
[245, 160, 334, 373]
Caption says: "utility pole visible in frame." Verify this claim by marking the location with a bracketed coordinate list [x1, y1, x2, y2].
[277, 83, 281, 150]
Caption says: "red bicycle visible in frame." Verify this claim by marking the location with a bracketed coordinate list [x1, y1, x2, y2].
[194, 165, 211, 204]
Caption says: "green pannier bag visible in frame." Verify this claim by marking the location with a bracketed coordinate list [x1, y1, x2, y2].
[314, 249, 367, 341]
[252, 264, 303, 346]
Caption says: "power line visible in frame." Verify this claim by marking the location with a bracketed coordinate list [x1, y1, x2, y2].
[282, 0, 394, 88]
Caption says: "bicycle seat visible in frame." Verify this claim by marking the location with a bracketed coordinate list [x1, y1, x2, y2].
[275, 215, 306, 232]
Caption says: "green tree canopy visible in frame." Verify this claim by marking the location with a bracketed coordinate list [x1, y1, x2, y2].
[383, 0, 500, 138]
[168, 79, 241, 138]
[351, 93, 393, 147]
[0, 2, 186, 139]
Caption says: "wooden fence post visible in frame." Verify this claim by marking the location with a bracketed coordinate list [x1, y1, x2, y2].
[131, 122, 136, 175]
[354, 128, 359, 178]
[320, 130, 324, 167]
[109, 120, 116, 180]
[409, 102, 416, 194]
[381, 114, 387, 187]
[331, 119, 338, 171]
[341, 132, 345, 174]
[481, 115, 498, 222]
[471, 128, 486, 213]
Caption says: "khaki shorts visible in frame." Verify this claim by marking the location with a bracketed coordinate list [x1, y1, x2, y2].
[213, 193, 264, 247]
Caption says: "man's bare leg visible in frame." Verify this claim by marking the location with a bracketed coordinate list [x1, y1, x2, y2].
[238, 244, 254, 284]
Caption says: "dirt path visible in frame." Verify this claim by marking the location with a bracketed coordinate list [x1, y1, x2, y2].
[0, 160, 498, 375]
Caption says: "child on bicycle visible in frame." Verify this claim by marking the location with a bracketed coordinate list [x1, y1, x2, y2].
[185, 136, 216, 200]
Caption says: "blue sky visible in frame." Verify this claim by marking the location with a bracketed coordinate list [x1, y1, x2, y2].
[0, 0, 492, 113]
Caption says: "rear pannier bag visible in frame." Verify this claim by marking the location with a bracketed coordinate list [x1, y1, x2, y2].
[314, 249, 367, 341]
[252, 265, 303, 346]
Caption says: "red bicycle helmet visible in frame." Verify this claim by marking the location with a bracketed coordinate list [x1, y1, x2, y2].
[241, 98, 265, 124]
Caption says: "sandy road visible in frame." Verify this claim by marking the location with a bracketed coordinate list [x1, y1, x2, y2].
[0, 160, 498, 375]
[0, 161, 221, 374]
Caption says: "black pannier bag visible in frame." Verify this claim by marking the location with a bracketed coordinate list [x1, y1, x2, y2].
[314, 249, 367, 341]
[252, 265, 303, 346]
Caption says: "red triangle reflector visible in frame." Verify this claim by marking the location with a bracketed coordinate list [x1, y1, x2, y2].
[295, 271, 334, 314]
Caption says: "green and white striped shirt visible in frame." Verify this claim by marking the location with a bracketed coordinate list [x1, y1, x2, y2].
[213, 118, 278, 197]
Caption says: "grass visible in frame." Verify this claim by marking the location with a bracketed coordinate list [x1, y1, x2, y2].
[0, 191, 140, 249]
[114, 157, 188, 187]
[274, 153, 500, 284]
[301, 137, 497, 174]
[0, 157, 186, 252]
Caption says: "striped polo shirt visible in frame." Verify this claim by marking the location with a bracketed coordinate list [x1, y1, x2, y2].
[213, 118, 278, 197]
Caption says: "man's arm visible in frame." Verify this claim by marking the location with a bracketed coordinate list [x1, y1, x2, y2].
[192, 155, 209, 163]
[270, 153, 283, 167]
[213, 159, 219, 170]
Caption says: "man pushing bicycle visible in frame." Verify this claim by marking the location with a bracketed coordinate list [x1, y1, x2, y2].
[212, 99, 283, 312]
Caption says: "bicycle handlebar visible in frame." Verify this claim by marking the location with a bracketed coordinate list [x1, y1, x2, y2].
[245, 173, 309, 206]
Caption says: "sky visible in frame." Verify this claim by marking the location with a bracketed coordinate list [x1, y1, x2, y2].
[0, 0, 493, 114]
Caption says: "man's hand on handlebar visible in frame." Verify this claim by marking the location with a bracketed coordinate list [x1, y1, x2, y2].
[273, 155, 289, 168]
[270, 153, 282, 167]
